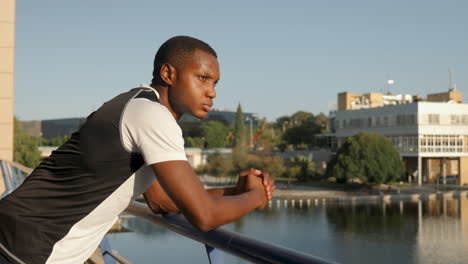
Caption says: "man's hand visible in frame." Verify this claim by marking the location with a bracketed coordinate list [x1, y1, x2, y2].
[260, 172, 276, 201]
[236, 168, 276, 203]
[244, 169, 269, 209]
[144, 179, 180, 214]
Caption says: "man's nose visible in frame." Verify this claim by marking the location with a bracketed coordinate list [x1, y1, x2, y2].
[207, 85, 216, 99]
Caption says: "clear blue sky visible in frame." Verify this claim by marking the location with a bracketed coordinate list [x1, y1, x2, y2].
[14, 0, 468, 121]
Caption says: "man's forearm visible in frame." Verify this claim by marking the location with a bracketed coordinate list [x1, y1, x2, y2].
[206, 186, 237, 196]
[201, 189, 264, 230]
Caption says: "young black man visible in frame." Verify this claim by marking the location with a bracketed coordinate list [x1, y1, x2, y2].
[0, 36, 275, 264]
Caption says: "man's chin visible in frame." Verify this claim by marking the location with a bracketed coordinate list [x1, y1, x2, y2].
[190, 111, 209, 119]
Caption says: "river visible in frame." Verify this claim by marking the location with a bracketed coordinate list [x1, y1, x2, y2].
[107, 198, 468, 264]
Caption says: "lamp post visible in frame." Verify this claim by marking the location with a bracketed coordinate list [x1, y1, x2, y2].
[245, 117, 253, 149]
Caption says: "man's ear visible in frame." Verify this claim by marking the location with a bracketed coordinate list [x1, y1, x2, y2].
[160, 63, 176, 86]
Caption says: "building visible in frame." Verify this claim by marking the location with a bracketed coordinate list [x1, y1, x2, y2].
[329, 87, 468, 185]
[21, 109, 261, 139]
[0, 0, 15, 161]
[179, 108, 260, 128]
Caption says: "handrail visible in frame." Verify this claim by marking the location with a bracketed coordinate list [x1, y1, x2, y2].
[125, 202, 336, 264]
[1, 160, 336, 264]
[0, 160, 33, 174]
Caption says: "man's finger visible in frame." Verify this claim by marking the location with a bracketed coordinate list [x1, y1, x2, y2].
[239, 168, 262, 177]
[261, 172, 270, 185]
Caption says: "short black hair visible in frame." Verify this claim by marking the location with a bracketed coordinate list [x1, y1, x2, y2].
[151, 36, 217, 85]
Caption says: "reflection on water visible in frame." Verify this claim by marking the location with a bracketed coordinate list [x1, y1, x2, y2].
[108, 199, 468, 264]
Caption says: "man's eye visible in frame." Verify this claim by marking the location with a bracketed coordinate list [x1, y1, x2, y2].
[199, 76, 207, 81]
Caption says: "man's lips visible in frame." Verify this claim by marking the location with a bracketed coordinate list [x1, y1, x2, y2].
[202, 104, 213, 112]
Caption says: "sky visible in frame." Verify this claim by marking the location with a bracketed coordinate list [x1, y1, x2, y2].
[13, 0, 468, 122]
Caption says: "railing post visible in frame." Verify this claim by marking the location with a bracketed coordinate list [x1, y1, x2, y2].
[9, 165, 18, 188]
[99, 236, 117, 264]
[0, 161, 13, 196]
[205, 244, 224, 264]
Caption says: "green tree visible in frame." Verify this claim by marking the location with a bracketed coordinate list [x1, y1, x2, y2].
[314, 112, 328, 133]
[200, 121, 229, 148]
[233, 103, 246, 148]
[276, 111, 328, 150]
[289, 155, 316, 182]
[282, 119, 321, 149]
[290, 111, 314, 125]
[41, 135, 70, 146]
[202, 152, 234, 177]
[13, 118, 41, 168]
[185, 137, 204, 148]
[326, 132, 404, 184]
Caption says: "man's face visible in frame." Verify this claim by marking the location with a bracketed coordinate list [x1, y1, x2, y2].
[169, 49, 220, 119]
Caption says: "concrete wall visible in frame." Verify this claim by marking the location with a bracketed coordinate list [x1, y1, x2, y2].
[0, 0, 15, 161]
[334, 102, 418, 137]
[460, 156, 468, 185]
[427, 91, 462, 103]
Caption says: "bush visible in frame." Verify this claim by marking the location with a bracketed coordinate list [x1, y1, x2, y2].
[14, 118, 41, 168]
[185, 137, 204, 148]
[201, 152, 234, 177]
[289, 155, 316, 181]
[232, 148, 286, 178]
[326, 132, 405, 184]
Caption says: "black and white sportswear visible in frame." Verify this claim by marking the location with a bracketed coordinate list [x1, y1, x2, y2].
[0, 86, 187, 264]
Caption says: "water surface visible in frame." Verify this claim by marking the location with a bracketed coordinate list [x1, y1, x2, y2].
[107, 199, 468, 264]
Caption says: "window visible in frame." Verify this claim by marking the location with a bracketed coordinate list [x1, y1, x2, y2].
[462, 115, 468, 125]
[451, 115, 460, 125]
[428, 114, 440, 125]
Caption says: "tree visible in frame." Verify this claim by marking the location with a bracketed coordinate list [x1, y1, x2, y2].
[289, 155, 316, 182]
[200, 121, 229, 148]
[233, 103, 246, 148]
[326, 132, 404, 184]
[41, 135, 70, 146]
[14, 118, 41, 168]
[314, 112, 328, 133]
[202, 152, 234, 177]
[282, 120, 321, 149]
[185, 137, 204, 148]
[275, 111, 329, 150]
[290, 111, 314, 125]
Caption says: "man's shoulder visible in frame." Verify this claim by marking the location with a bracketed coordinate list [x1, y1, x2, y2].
[123, 92, 178, 129]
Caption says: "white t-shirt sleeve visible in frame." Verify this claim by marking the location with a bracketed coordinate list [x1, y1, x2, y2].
[120, 98, 187, 165]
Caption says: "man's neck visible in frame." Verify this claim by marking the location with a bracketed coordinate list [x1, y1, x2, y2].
[149, 84, 181, 120]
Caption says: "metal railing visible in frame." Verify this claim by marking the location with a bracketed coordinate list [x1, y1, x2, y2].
[125, 201, 335, 264]
[1, 160, 336, 264]
[0, 160, 32, 199]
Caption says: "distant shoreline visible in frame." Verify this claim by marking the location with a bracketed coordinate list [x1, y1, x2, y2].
[273, 189, 468, 203]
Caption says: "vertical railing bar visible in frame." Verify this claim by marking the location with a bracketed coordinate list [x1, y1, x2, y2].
[1, 162, 13, 194]
[16, 168, 25, 185]
[13, 167, 21, 186]
[205, 244, 225, 264]
[9, 164, 18, 189]
[99, 236, 117, 264]
[0, 161, 8, 198]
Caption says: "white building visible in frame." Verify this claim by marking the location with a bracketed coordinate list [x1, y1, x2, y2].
[329, 89, 468, 185]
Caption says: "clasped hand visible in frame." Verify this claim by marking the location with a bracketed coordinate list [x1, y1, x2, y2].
[235, 168, 276, 209]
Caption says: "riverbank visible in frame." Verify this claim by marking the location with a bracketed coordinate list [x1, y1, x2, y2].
[200, 175, 468, 203]
[273, 182, 468, 203]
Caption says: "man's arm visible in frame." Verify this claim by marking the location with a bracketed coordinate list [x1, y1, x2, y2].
[148, 160, 267, 231]
[144, 169, 275, 214]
